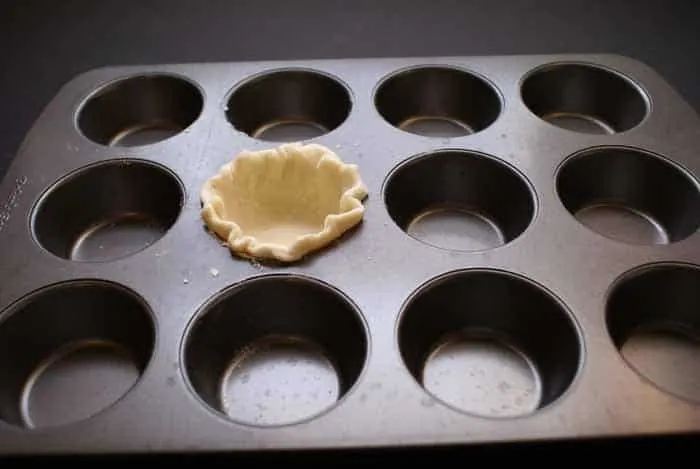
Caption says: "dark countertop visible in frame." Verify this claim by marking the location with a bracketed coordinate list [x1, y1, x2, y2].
[2, 0, 700, 178]
[1, 0, 699, 459]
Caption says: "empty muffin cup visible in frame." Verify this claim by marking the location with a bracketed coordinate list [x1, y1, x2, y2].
[78, 74, 203, 146]
[384, 150, 535, 251]
[398, 269, 581, 418]
[226, 70, 351, 142]
[521, 63, 648, 134]
[556, 147, 700, 245]
[32, 160, 184, 262]
[375, 67, 502, 138]
[607, 263, 700, 404]
[0, 280, 154, 429]
[183, 275, 367, 426]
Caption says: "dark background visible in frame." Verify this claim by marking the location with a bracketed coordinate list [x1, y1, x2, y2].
[2, 0, 700, 178]
[1, 0, 700, 459]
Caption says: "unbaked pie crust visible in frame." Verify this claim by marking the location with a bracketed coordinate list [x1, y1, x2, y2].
[201, 143, 368, 262]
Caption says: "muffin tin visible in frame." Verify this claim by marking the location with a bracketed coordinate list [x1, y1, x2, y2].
[1, 54, 700, 455]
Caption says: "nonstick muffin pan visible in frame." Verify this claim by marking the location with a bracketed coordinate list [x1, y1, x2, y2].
[1, 54, 700, 455]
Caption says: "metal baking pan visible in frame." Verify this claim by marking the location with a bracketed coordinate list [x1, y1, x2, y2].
[1, 54, 700, 456]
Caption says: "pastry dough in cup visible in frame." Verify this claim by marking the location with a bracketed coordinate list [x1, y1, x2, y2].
[201, 143, 368, 262]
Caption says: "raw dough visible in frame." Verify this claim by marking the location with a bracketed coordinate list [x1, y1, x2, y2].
[201, 143, 368, 262]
